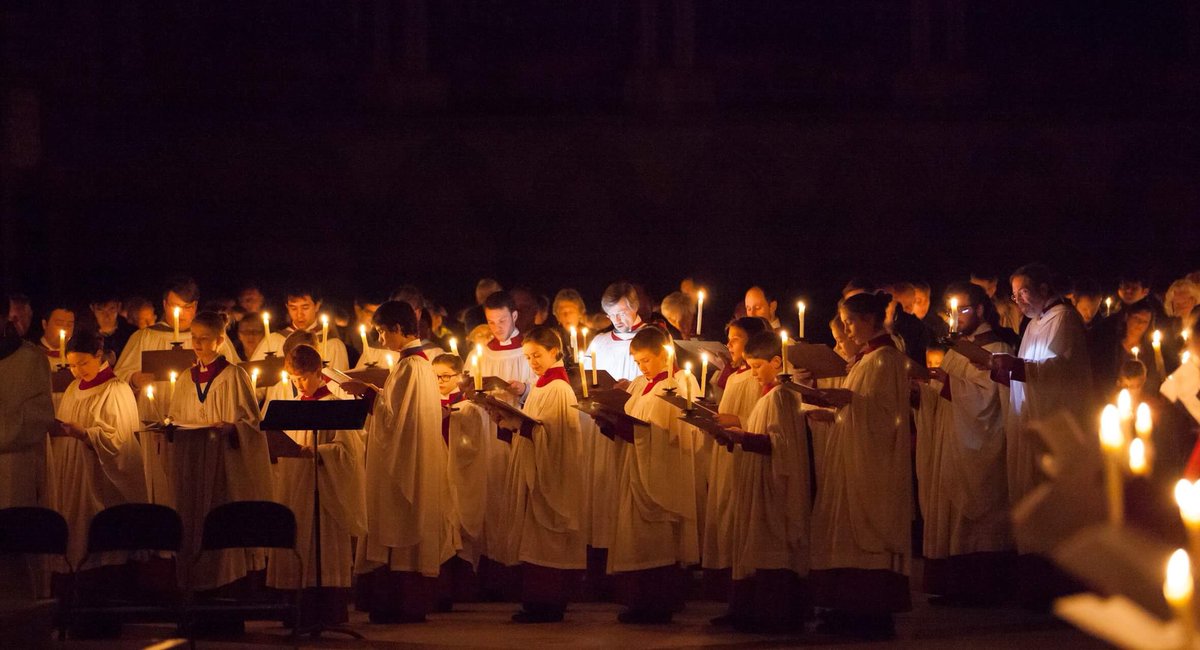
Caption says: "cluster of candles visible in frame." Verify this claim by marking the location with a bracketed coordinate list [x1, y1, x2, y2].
[687, 289, 806, 340]
[1099, 388, 1154, 524]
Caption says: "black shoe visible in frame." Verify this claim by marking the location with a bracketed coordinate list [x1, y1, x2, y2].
[368, 610, 427, 624]
[512, 608, 564, 623]
[617, 609, 673, 624]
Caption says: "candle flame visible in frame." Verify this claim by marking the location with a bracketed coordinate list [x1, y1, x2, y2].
[1131, 346, 1140, 359]
[251, 368, 260, 380]
[169, 370, 178, 384]
[359, 324, 366, 336]
[1165, 548, 1193, 603]
[1117, 389, 1133, 419]
[698, 289, 706, 302]
[1136, 402, 1152, 438]
[146, 385, 155, 399]
[1184, 329, 1192, 343]
[780, 330, 789, 344]
[1099, 404, 1123, 450]
[1176, 479, 1200, 525]
[1128, 438, 1147, 475]
[1153, 329, 1163, 347]
[701, 352, 709, 363]
[281, 370, 288, 383]
[797, 300, 806, 311]
[320, 314, 329, 326]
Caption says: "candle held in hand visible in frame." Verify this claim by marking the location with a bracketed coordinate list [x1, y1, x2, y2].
[696, 290, 705, 337]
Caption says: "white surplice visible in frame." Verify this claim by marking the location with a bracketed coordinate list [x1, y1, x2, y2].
[445, 396, 490, 567]
[702, 366, 760, 570]
[0, 343, 54, 508]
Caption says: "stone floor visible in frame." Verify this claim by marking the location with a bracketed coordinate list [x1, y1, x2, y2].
[64, 596, 1107, 649]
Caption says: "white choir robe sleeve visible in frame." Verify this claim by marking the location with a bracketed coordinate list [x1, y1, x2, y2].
[526, 381, 584, 533]
[82, 380, 147, 503]
[626, 373, 700, 526]
[449, 400, 490, 559]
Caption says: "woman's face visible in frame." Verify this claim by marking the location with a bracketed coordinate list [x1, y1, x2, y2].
[1174, 293, 1198, 319]
[1125, 310, 1152, 341]
[840, 309, 878, 346]
[66, 351, 103, 382]
[190, 323, 224, 362]
[523, 342, 559, 377]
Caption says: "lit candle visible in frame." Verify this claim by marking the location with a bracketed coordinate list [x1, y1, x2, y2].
[472, 351, 483, 391]
[700, 352, 709, 398]
[797, 301, 806, 339]
[1132, 345, 1140, 360]
[1105, 296, 1112, 317]
[590, 351, 597, 385]
[663, 345, 675, 381]
[173, 306, 181, 342]
[320, 314, 330, 360]
[1186, 351, 1194, 365]
[250, 367, 259, 393]
[281, 370, 289, 390]
[1176, 480, 1200, 572]
[1185, 329, 1193, 344]
[949, 298, 959, 334]
[262, 312, 271, 354]
[696, 290, 705, 338]
[449, 337, 459, 357]
[1099, 404, 1124, 525]
[169, 370, 178, 405]
[146, 385, 157, 419]
[1164, 548, 1196, 648]
[570, 326, 578, 353]
[581, 327, 589, 351]
[58, 329, 66, 362]
[1128, 438, 1147, 475]
[780, 330, 790, 375]
[684, 362, 693, 405]
[1153, 329, 1166, 376]
[1136, 402, 1152, 439]
[359, 324, 368, 353]
[384, 353, 395, 369]
[578, 353, 589, 398]
[1118, 388, 1134, 440]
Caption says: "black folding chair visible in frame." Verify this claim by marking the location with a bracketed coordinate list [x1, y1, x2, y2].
[0, 507, 70, 639]
[65, 503, 184, 637]
[184, 501, 302, 639]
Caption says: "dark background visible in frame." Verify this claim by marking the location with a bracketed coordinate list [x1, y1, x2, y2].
[3, 1, 1199, 331]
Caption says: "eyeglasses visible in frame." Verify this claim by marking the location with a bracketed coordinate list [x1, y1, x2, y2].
[1010, 288, 1031, 301]
[436, 373, 460, 381]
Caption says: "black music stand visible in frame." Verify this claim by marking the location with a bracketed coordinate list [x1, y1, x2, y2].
[260, 399, 370, 639]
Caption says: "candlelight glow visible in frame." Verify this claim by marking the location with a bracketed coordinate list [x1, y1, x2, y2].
[1135, 402, 1152, 438]
[1099, 404, 1123, 451]
[1128, 438, 1147, 475]
[1176, 480, 1200, 526]
[1165, 548, 1193, 603]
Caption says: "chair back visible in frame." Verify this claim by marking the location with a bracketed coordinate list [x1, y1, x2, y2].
[88, 503, 182, 554]
[0, 507, 68, 555]
[200, 501, 295, 551]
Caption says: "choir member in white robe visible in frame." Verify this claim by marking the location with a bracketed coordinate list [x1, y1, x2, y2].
[36, 305, 75, 409]
[264, 345, 366, 626]
[0, 328, 55, 601]
[162, 312, 272, 593]
[47, 331, 145, 577]
[702, 317, 769, 593]
[1161, 322, 1200, 426]
[919, 283, 1016, 604]
[249, 287, 348, 372]
[583, 282, 652, 588]
[989, 265, 1092, 518]
[595, 327, 700, 624]
[488, 328, 585, 622]
[431, 354, 490, 603]
[114, 278, 240, 503]
[809, 292, 912, 638]
[721, 331, 811, 632]
[474, 291, 535, 597]
[348, 301, 457, 623]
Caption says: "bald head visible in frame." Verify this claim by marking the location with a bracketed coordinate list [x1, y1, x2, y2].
[744, 286, 777, 322]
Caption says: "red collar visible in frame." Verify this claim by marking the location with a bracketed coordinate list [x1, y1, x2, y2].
[715, 362, 748, 390]
[401, 345, 428, 360]
[610, 321, 646, 341]
[301, 385, 332, 401]
[641, 370, 669, 395]
[442, 391, 465, 407]
[487, 334, 523, 351]
[854, 334, 896, 363]
[536, 365, 569, 387]
[79, 365, 116, 390]
[191, 356, 230, 384]
[761, 381, 778, 396]
[41, 340, 60, 358]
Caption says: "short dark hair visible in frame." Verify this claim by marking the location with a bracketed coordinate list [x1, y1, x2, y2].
[743, 331, 782, 362]
[42, 304, 75, 321]
[1073, 278, 1103, 301]
[843, 277, 877, 295]
[629, 326, 670, 354]
[285, 344, 323, 374]
[284, 285, 322, 303]
[841, 292, 892, 326]
[483, 291, 518, 313]
[67, 329, 104, 356]
[432, 353, 463, 373]
[191, 311, 227, 333]
[162, 276, 199, 303]
[727, 316, 770, 338]
[601, 282, 639, 312]
[282, 330, 318, 357]
[1011, 263, 1055, 295]
[373, 300, 418, 335]
[524, 326, 564, 360]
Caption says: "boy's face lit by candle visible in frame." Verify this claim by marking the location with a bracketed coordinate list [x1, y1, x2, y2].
[190, 322, 223, 365]
[286, 295, 321, 331]
[162, 292, 197, 330]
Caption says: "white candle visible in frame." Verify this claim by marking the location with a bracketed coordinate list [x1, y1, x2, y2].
[1136, 402, 1152, 438]
[1165, 548, 1196, 648]
[1118, 388, 1134, 440]
[168, 370, 178, 405]
[696, 290, 705, 337]
[280, 371, 289, 391]
[173, 306, 181, 342]
[949, 298, 959, 334]
[570, 326, 578, 353]
[1177, 480, 1200, 574]
[1128, 438, 1147, 476]
[797, 301, 806, 339]
[1105, 296, 1113, 317]
[262, 312, 271, 354]
[472, 351, 482, 391]
[250, 367, 259, 393]
[359, 324, 368, 353]
[58, 329, 66, 362]
[1153, 329, 1166, 376]
[578, 353, 589, 398]
[581, 327, 590, 351]
[590, 352, 597, 385]
[320, 314, 330, 360]
[684, 362, 693, 404]
[1099, 404, 1124, 525]
[780, 330, 790, 375]
[449, 337, 459, 356]
[663, 345, 674, 381]
[700, 352, 709, 398]
[1132, 345, 1140, 359]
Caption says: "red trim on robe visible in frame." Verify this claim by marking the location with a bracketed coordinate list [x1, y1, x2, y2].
[78, 366, 116, 390]
[641, 371, 669, 395]
[536, 366, 570, 388]
[487, 334, 524, 351]
[191, 356, 231, 384]
[609, 320, 646, 341]
[853, 334, 897, 363]
[401, 346, 428, 360]
[301, 385, 332, 401]
[761, 381, 778, 396]
[440, 391, 465, 446]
